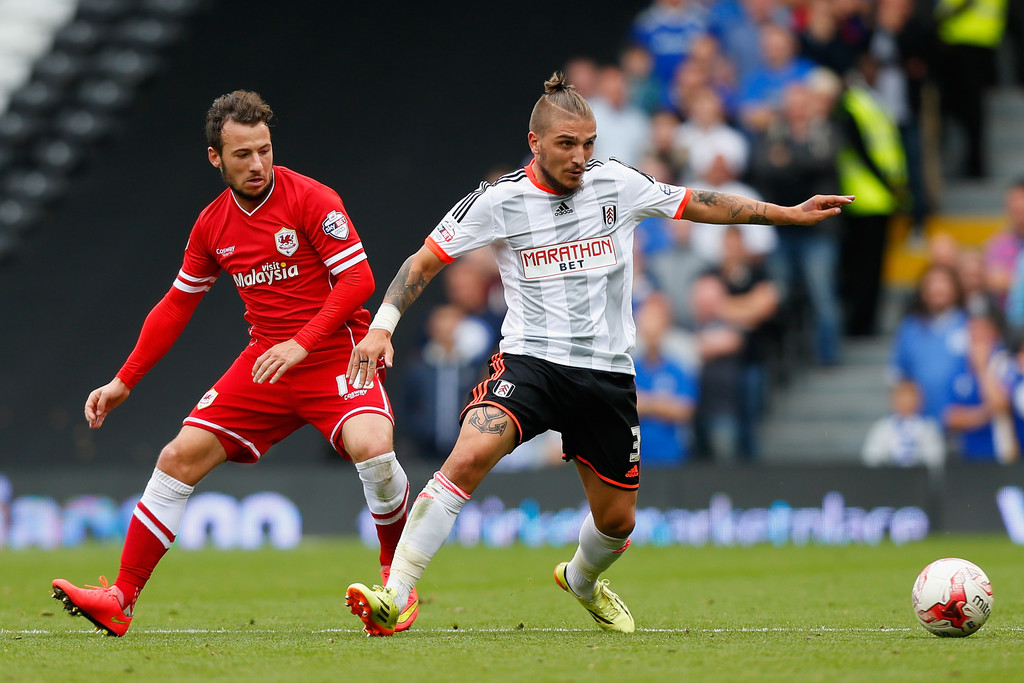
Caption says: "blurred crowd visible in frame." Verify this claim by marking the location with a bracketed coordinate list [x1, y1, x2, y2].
[395, 0, 1023, 470]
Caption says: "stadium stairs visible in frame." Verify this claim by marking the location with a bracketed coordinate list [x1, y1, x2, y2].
[761, 84, 1024, 465]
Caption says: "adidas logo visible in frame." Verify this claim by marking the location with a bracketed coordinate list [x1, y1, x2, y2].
[625, 464, 639, 478]
[554, 201, 574, 216]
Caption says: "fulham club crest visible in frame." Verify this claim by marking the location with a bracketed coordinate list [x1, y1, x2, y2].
[275, 227, 299, 256]
[602, 204, 617, 226]
[493, 380, 516, 398]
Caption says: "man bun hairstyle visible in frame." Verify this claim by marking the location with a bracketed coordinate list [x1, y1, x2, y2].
[206, 90, 274, 152]
[529, 71, 594, 136]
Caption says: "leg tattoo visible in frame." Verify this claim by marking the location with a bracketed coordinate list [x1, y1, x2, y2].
[467, 405, 509, 436]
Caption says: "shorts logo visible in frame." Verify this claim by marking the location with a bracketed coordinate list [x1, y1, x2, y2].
[520, 236, 618, 280]
[602, 204, 616, 226]
[337, 374, 372, 397]
[197, 389, 218, 410]
[275, 227, 299, 256]
[322, 210, 350, 240]
[493, 380, 515, 398]
[438, 218, 456, 242]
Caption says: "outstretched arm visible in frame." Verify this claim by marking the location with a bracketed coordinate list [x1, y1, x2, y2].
[86, 285, 204, 428]
[347, 244, 448, 387]
[682, 191, 854, 227]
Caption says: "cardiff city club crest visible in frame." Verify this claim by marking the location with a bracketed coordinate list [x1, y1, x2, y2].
[602, 204, 617, 226]
[321, 210, 349, 240]
[275, 227, 299, 256]
[197, 388, 218, 410]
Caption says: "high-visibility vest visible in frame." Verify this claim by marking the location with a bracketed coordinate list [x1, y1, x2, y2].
[935, 0, 1007, 48]
[837, 86, 907, 216]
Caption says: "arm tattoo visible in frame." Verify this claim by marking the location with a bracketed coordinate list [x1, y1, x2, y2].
[467, 405, 509, 436]
[383, 257, 430, 314]
[692, 190, 775, 225]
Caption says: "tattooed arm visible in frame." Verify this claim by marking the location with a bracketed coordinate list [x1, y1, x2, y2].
[380, 245, 448, 315]
[347, 244, 448, 386]
[682, 190, 855, 226]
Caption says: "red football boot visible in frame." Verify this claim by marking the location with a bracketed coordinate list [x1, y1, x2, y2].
[51, 576, 133, 637]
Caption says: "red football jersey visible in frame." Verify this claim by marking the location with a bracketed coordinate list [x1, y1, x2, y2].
[177, 165, 371, 350]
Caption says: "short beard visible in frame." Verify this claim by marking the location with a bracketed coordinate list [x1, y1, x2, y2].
[223, 167, 273, 204]
[535, 160, 582, 196]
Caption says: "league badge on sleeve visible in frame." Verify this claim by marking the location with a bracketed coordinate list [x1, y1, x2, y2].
[438, 218, 457, 242]
[275, 227, 299, 256]
[322, 210, 350, 240]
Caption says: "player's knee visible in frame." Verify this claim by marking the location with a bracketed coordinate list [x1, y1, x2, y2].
[155, 438, 218, 485]
[593, 509, 635, 539]
[340, 415, 394, 463]
[344, 436, 393, 463]
[156, 441, 191, 481]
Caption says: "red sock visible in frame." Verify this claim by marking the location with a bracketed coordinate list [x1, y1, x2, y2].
[114, 503, 175, 610]
[377, 510, 407, 567]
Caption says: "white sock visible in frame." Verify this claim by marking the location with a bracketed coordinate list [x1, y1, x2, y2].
[565, 512, 631, 598]
[355, 451, 408, 522]
[136, 467, 194, 541]
[386, 472, 469, 607]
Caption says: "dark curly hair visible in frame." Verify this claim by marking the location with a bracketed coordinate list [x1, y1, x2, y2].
[205, 90, 274, 152]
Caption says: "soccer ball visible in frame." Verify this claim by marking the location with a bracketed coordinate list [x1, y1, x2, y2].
[911, 557, 993, 637]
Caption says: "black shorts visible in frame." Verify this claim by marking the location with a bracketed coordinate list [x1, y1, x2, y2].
[460, 353, 641, 490]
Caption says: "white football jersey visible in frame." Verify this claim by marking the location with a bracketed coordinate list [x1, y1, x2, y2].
[425, 158, 690, 374]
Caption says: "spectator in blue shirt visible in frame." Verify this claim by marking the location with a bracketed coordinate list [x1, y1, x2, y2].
[709, 0, 792, 86]
[988, 327, 1024, 463]
[945, 312, 1006, 461]
[632, 292, 698, 466]
[738, 22, 817, 133]
[630, 0, 711, 95]
[889, 264, 969, 423]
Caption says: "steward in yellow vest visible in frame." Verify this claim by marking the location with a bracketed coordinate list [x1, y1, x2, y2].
[935, 0, 1007, 49]
[933, 0, 1008, 177]
[837, 84, 908, 217]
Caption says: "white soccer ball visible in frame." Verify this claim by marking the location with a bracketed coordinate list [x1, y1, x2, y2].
[911, 557, 993, 637]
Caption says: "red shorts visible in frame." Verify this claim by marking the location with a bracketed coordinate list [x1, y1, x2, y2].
[183, 342, 393, 463]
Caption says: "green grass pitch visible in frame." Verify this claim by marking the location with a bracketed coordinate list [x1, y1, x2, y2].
[2, 535, 1022, 682]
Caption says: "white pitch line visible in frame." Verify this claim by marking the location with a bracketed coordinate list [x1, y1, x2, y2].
[8, 625, 1024, 636]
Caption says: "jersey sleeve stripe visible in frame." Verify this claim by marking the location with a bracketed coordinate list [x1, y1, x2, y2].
[673, 187, 692, 220]
[424, 236, 455, 264]
[328, 251, 367, 275]
[323, 242, 364, 267]
[453, 188, 485, 222]
[177, 269, 216, 284]
[173, 280, 213, 294]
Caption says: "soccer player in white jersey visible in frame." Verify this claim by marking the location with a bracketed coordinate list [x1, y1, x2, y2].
[345, 73, 853, 635]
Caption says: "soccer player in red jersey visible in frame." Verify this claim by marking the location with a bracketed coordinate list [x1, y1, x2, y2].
[50, 91, 418, 636]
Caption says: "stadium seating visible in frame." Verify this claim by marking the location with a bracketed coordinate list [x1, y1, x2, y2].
[0, 0, 201, 262]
